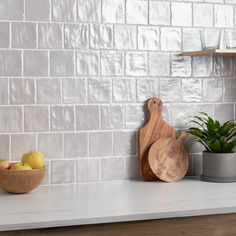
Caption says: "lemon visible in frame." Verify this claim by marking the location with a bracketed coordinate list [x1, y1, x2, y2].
[0, 159, 10, 169]
[21, 151, 45, 169]
[10, 163, 32, 171]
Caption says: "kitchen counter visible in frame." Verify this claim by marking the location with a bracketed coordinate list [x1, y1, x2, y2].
[1, 178, 236, 232]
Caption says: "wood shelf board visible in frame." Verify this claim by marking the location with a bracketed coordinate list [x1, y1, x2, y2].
[181, 49, 236, 56]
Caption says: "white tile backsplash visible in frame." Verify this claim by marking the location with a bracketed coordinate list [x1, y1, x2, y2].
[76, 159, 100, 183]
[0, 0, 235, 185]
[38, 23, 62, 49]
[10, 78, 35, 105]
[0, 0, 23, 20]
[25, 0, 49, 21]
[24, 106, 49, 132]
[50, 106, 75, 131]
[12, 22, 36, 49]
[102, 0, 125, 24]
[78, 0, 101, 23]
[0, 22, 9, 48]
[24, 51, 48, 76]
[11, 134, 36, 161]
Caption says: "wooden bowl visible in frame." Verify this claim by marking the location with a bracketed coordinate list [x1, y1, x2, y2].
[0, 167, 46, 194]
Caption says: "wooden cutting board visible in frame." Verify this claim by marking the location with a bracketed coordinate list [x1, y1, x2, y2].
[148, 132, 188, 182]
[139, 97, 175, 181]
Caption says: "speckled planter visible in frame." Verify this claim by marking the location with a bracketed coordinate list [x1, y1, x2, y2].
[201, 152, 236, 183]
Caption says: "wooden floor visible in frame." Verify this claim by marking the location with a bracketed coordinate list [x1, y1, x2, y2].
[2, 214, 236, 236]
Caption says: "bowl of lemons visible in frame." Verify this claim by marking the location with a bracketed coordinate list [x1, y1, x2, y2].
[0, 151, 46, 194]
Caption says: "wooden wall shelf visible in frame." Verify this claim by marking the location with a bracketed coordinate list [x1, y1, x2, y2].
[181, 49, 236, 56]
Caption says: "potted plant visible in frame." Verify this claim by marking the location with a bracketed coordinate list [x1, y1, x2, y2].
[187, 112, 236, 183]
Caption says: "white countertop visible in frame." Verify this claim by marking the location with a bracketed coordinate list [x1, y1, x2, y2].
[1, 178, 236, 231]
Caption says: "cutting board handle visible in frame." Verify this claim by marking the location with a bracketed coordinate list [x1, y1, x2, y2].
[178, 132, 188, 142]
[147, 97, 163, 118]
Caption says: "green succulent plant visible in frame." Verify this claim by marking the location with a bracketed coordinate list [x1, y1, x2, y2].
[186, 112, 236, 153]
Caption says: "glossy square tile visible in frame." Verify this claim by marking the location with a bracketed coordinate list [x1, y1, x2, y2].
[101, 105, 123, 129]
[0, 51, 21, 76]
[64, 133, 88, 158]
[183, 28, 202, 52]
[78, 0, 101, 23]
[161, 28, 181, 51]
[24, 106, 49, 132]
[38, 23, 62, 49]
[102, 0, 125, 23]
[126, 0, 147, 24]
[62, 78, 86, 104]
[89, 132, 112, 157]
[126, 52, 148, 76]
[24, 51, 48, 76]
[160, 78, 181, 103]
[113, 131, 136, 156]
[214, 5, 233, 28]
[171, 3, 192, 26]
[125, 105, 145, 129]
[10, 78, 35, 104]
[50, 51, 74, 76]
[182, 78, 202, 102]
[38, 133, 63, 159]
[171, 55, 191, 77]
[0, 0, 23, 20]
[50, 106, 75, 131]
[101, 158, 124, 181]
[77, 159, 100, 183]
[25, 0, 49, 21]
[51, 160, 76, 184]
[149, 52, 170, 76]
[88, 78, 111, 103]
[51, 0, 76, 22]
[64, 24, 89, 49]
[136, 77, 159, 102]
[76, 105, 100, 131]
[224, 79, 236, 102]
[114, 25, 136, 50]
[11, 134, 36, 161]
[101, 51, 124, 76]
[138, 26, 159, 50]
[203, 79, 223, 102]
[76, 51, 99, 76]
[149, 1, 170, 26]
[112, 78, 136, 103]
[37, 78, 61, 104]
[214, 104, 234, 123]
[193, 3, 213, 27]
[90, 24, 113, 49]
[214, 57, 234, 78]
[12, 22, 36, 49]
[0, 107, 22, 133]
[193, 56, 213, 77]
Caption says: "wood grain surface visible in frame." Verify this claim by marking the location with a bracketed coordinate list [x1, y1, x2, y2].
[148, 132, 188, 182]
[2, 214, 236, 236]
[0, 168, 45, 194]
[139, 97, 175, 180]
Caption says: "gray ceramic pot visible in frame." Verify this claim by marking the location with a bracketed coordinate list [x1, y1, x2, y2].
[201, 151, 236, 183]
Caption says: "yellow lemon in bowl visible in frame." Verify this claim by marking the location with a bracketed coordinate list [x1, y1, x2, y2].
[10, 163, 32, 171]
[21, 151, 45, 169]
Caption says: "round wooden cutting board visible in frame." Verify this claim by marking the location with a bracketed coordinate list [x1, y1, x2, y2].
[148, 132, 189, 182]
